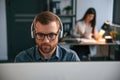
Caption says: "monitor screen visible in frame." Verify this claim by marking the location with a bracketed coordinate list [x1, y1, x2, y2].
[0, 62, 120, 80]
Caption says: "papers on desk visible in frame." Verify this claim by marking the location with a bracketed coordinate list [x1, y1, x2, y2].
[61, 37, 106, 44]
[62, 38, 97, 43]
[79, 38, 96, 43]
[62, 38, 80, 43]
[63, 38, 96, 42]
[98, 38, 106, 42]
[79, 38, 106, 45]
[75, 38, 81, 42]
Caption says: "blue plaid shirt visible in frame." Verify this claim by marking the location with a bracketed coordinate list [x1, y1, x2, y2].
[15, 45, 80, 62]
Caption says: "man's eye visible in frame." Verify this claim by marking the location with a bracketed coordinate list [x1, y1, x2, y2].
[38, 33, 44, 37]
[49, 33, 54, 37]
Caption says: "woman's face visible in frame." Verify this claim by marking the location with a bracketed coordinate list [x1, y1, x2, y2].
[86, 14, 95, 22]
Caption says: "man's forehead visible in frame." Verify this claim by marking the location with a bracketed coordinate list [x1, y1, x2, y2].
[35, 21, 59, 33]
[35, 21, 59, 27]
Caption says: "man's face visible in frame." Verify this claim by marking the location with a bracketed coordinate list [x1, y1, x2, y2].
[35, 21, 59, 54]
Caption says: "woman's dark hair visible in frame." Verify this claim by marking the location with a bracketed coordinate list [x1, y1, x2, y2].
[79, 7, 96, 33]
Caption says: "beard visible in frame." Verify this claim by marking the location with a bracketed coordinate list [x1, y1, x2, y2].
[38, 43, 56, 54]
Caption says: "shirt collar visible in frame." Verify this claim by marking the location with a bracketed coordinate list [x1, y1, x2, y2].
[35, 45, 61, 60]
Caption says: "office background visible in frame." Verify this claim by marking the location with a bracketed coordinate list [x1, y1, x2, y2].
[0, 0, 120, 61]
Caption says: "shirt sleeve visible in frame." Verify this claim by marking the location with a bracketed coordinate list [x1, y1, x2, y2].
[73, 22, 81, 37]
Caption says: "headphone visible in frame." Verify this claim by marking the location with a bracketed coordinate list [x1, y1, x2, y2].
[31, 12, 63, 39]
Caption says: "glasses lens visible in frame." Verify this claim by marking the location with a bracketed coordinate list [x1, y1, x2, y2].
[36, 33, 44, 40]
[48, 33, 56, 40]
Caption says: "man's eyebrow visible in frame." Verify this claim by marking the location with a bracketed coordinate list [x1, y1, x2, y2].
[36, 32, 57, 34]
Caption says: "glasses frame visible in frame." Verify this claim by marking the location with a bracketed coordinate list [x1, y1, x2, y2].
[35, 30, 59, 41]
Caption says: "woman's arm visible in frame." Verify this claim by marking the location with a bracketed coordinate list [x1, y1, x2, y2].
[73, 23, 81, 37]
[93, 28, 105, 40]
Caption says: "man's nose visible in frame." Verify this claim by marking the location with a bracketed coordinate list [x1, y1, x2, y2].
[43, 36, 49, 43]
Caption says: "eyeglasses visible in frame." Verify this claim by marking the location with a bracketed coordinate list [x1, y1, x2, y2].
[35, 31, 59, 41]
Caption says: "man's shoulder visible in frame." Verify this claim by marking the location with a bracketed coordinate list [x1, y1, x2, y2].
[58, 45, 80, 61]
[14, 46, 35, 62]
[58, 45, 77, 55]
[17, 47, 34, 56]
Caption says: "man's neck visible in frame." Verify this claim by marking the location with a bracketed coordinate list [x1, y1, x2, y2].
[39, 47, 56, 59]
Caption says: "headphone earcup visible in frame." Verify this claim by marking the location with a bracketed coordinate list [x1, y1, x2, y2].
[31, 23, 35, 38]
[57, 17, 63, 39]
[59, 29, 63, 38]
[31, 31, 34, 38]
[58, 30, 61, 39]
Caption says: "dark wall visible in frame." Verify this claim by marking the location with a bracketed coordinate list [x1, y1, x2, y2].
[6, 0, 47, 62]
[113, 0, 120, 24]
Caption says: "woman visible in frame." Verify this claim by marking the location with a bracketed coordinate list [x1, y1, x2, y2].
[72, 8, 98, 60]
[73, 7, 98, 39]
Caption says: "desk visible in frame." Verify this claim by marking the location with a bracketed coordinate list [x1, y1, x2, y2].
[59, 38, 120, 60]
[59, 37, 119, 45]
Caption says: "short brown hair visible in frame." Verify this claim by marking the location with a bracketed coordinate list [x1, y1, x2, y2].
[33, 11, 60, 28]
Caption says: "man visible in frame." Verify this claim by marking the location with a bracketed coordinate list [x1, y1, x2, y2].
[15, 11, 80, 62]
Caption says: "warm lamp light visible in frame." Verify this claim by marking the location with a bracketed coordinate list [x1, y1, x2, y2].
[105, 36, 112, 43]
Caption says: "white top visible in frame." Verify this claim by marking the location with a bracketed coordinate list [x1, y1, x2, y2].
[73, 21, 93, 39]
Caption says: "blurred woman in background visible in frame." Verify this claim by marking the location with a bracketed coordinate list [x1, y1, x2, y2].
[72, 7, 98, 60]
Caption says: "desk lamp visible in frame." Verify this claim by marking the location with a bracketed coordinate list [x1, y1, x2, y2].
[101, 21, 113, 43]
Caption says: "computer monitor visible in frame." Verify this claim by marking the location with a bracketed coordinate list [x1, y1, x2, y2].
[0, 62, 120, 80]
